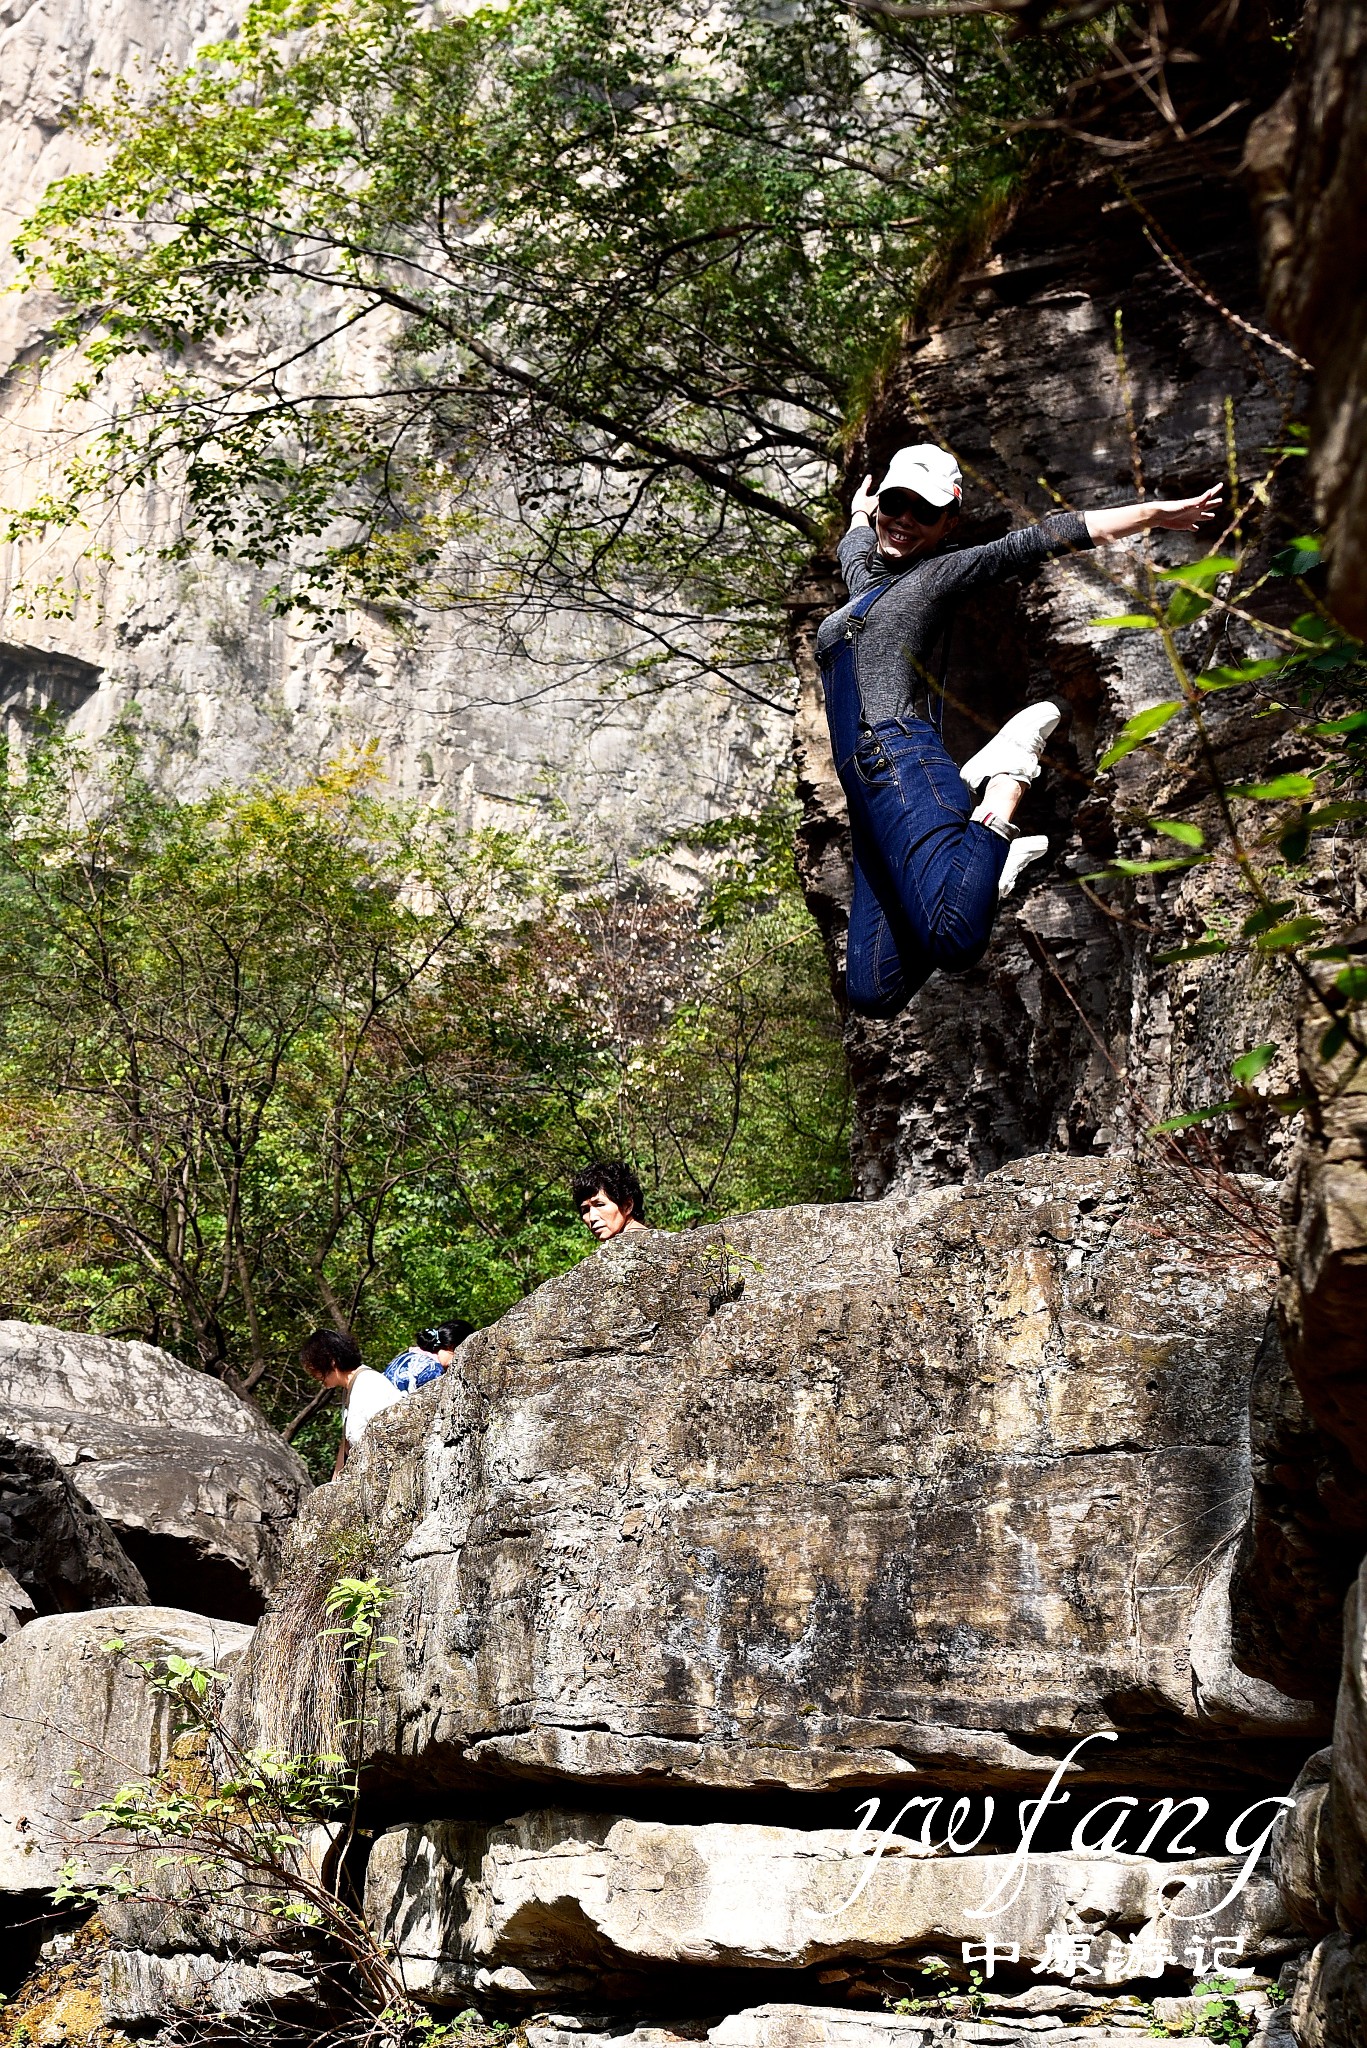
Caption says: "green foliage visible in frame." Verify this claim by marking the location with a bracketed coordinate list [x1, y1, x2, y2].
[1151, 1037, 1303, 1135]
[402, 2013, 511, 2048]
[51, 1622, 451, 2039]
[6, 0, 1112, 684]
[1097, 700, 1182, 768]
[321, 1575, 397, 1749]
[1077, 370, 1367, 1123]
[0, 737, 847, 1445]
[1145, 1980, 1260, 2046]
[1151, 820, 1206, 849]
[890, 1956, 987, 2020]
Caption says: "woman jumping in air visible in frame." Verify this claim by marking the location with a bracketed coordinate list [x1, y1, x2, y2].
[816, 444, 1220, 1019]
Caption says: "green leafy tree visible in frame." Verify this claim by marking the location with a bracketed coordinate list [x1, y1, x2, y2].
[1066, 369, 1366, 1136]
[7, 0, 1100, 688]
[0, 737, 847, 1448]
[0, 738, 542, 1405]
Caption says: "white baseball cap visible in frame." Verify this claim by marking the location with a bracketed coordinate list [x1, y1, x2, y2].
[876, 443, 963, 508]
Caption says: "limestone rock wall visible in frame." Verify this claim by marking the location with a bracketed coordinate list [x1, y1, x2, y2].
[0, 0, 787, 852]
[789, 144, 1335, 1197]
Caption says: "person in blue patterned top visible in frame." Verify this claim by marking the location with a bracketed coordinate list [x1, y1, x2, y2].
[384, 1319, 474, 1393]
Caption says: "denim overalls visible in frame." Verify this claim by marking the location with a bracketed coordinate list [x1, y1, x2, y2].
[818, 581, 1009, 1018]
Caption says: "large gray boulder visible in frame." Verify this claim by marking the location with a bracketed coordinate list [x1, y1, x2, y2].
[526, 2003, 1252, 2048]
[231, 1158, 1310, 1798]
[1271, 1748, 1336, 1939]
[0, 1322, 311, 1622]
[0, 1432, 148, 1636]
[99, 1949, 319, 2026]
[0, 1606, 253, 1896]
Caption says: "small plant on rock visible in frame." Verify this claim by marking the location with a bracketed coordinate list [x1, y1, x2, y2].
[47, 1582, 449, 2044]
[1144, 1978, 1261, 2047]
[890, 1955, 987, 2019]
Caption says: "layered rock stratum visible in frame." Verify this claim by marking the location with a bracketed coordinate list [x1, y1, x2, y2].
[233, 1160, 1313, 1800]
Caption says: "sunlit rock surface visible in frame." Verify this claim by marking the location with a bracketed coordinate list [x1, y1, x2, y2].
[0, 1321, 310, 1621]
[98, 1949, 319, 2027]
[1272, 1748, 1335, 1941]
[365, 1808, 1296, 2000]
[0, 1606, 252, 1895]
[231, 1158, 1308, 1798]
[524, 2002, 1278, 2048]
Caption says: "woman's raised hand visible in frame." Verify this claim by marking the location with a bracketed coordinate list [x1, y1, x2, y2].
[1148, 484, 1223, 532]
[850, 473, 879, 520]
[1085, 484, 1224, 546]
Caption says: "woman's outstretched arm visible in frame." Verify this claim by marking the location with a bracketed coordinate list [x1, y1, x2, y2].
[1084, 484, 1222, 544]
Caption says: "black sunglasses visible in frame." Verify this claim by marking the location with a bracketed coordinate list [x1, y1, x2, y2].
[878, 489, 948, 524]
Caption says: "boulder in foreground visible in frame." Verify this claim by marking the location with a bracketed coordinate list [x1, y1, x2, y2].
[234, 1159, 1307, 1799]
[365, 1808, 1297, 2000]
[0, 1432, 148, 1637]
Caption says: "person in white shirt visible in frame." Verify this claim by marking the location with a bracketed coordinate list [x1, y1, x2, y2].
[300, 1328, 402, 1478]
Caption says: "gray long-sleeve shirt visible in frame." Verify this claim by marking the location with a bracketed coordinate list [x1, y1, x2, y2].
[815, 511, 1094, 729]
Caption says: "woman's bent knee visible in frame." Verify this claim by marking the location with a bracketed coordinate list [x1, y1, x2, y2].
[929, 931, 991, 975]
[845, 965, 909, 1019]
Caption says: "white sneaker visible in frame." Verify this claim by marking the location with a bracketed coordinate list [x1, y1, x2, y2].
[999, 835, 1049, 899]
[960, 702, 1061, 792]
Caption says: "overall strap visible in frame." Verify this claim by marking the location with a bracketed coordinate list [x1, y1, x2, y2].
[840, 575, 902, 735]
[841, 575, 900, 641]
[820, 573, 901, 775]
[926, 609, 955, 737]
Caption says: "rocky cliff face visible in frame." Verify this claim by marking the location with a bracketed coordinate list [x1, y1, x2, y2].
[1230, 984, 1367, 2046]
[0, 1169, 1329, 2042]
[0, 0, 786, 852]
[0, 4, 1363, 2044]
[139, 1162, 1304, 2036]
[790, 143, 1331, 1198]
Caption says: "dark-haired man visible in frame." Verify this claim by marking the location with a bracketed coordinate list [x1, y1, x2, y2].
[571, 1160, 650, 1245]
[300, 1328, 402, 1477]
